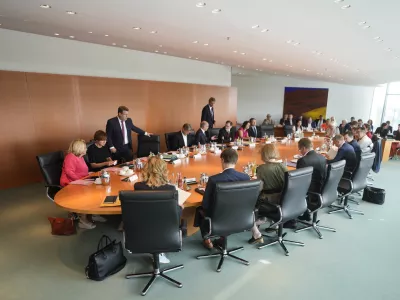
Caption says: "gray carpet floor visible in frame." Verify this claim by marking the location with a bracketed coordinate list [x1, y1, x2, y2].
[1, 161, 399, 300]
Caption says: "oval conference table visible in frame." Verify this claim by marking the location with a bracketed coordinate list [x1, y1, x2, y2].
[54, 138, 325, 216]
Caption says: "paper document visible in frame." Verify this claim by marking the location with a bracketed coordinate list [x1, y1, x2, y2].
[177, 188, 191, 206]
[70, 179, 94, 186]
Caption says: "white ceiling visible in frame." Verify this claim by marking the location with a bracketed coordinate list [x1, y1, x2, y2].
[0, 0, 399, 86]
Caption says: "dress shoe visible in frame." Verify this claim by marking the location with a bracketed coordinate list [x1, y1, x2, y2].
[248, 236, 264, 245]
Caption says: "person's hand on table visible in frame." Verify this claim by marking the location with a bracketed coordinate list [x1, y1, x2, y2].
[211, 135, 217, 141]
[110, 148, 117, 153]
[107, 160, 116, 166]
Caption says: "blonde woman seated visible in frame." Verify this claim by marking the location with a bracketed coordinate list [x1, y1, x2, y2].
[248, 144, 287, 244]
[60, 139, 106, 229]
[134, 155, 182, 263]
[325, 119, 336, 138]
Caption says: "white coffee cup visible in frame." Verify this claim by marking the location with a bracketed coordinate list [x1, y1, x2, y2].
[122, 166, 129, 172]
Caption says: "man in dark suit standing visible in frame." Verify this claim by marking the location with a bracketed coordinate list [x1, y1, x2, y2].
[195, 121, 216, 145]
[106, 106, 152, 162]
[201, 97, 216, 129]
[327, 134, 357, 173]
[248, 118, 260, 138]
[170, 123, 194, 150]
[218, 121, 235, 143]
[194, 148, 250, 249]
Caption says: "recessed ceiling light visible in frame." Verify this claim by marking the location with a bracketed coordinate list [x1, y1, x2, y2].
[269, 60, 273, 63]
[88, 31, 93, 34]
[104, 34, 109, 37]
[256, 69, 259, 71]
[329, 75, 332, 78]
[123, 45, 127, 48]
[188, 56, 192, 58]
[340, 78, 343, 81]
[158, 45, 163, 47]
[54, 33, 59, 36]
[395, 56, 399, 59]
[212, 9, 221, 13]
[132, 27, 141, 30]
[196, 3, 206, 8]
[155, 50, 159, 53]
[341, 5, 351, 9]
[66, 11, 77, 15]
[287, 40, 293, 44]
[233, 50, 237, 53]
[112, 43, 116, 46]
[376, 39, 383, 42]
[150, 30, 157, 34]
[293, 42, 300, 46]
[251, 25, 259, 29]
[358, 21, 366, 25]
[262, 58, 267, 61]
[193, 41, 198, 44]
[355, 69, 360, 72]
[241, 52, 246, 55]
[204, 43, 209, 46]
[69, 36, 75, 39]
[334, 0, 344, 2]
[163, 51, 167, 54]
[363, 25, 371, 29]
[261, 29, 269, 33]
[373, 36, 380, 40]
[286, 75, 290, 77]
[40, 4, 51, 8]
[195, 57, 199, 60]
[387, 48, 392, 51]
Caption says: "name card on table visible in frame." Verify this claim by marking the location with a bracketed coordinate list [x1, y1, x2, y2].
[193, 153, 202, 159]
[172, 159, 182, 165]
[214, 149, 222, 155]
[249, 143, 256, 148]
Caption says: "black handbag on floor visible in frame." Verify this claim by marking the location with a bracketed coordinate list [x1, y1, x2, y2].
[362, 186, 386, 205]
[85, 235, 127, 281]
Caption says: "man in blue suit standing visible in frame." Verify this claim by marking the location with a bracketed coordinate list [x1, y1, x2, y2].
[327, 134, 357, 174]
[106, 106, 152, 162]
[194, 148, 250, 249]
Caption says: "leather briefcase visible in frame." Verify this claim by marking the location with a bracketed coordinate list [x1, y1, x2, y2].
[85, 235, 127, 281]
[362, 186, 385, 205]
[48, 217, 76, 235]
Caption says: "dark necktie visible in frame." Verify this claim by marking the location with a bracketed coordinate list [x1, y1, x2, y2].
[121, 120, 125, 144]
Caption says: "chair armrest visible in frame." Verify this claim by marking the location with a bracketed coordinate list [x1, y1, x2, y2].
[46, 184, 62, 189]
[204, 217, 212, 238]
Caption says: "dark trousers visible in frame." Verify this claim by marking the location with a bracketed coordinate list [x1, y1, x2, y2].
[194, 206, 209, 238]
[113, 144, 134, 163]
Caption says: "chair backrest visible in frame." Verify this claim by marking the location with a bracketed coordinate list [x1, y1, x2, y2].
[210, 180, 261, 237]
[83, 140, 95, 168]
[352, 152, 375, 192]
[320, 160, 346, 208]
[164, 132, 176, 151]
[209, 128, 220, 138]
[120, 190, 181, 254]
[260, 124, 274, 136]
[284, 125, 294, 136]
[137, 135, 160, 157]
[280, 167, 313, 222]
[36, 151, 64, 186]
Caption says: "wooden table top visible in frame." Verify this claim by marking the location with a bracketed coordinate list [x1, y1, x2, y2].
[54, 139, 324, 215]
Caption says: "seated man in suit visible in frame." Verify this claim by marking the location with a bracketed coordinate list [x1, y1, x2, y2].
[305, 117, 316, 131]
[194, 148, 250, 249]
[296, 138, 327, 221]
[315, 115, 325, 130]
[248, 118, 260, 138]
[344, 131, 361, 160]
[195, 121, 216, 145]
[106, 106, 152, 163]
[374, 122, 389, 138]
[327, 134, 357, 174]
[279, 114, 288, 126]
[285, 114, 295, 126]
[171, 123, 194, 150]
[218, 120, 235, 143]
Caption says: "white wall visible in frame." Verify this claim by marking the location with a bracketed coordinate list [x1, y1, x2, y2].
[0, 29, 231, 86]
[232, 74, 375, 124]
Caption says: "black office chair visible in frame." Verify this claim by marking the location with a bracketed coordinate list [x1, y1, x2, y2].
[209, 128, 220, 138]
[329, 152, 375, 219]
[260, 125, 274, 137]
[120, 190, 183, 296]
[84, 140, 95, 169]
[295, 160, 345, 239]
[196, 180, 261, 272]
[257, 167, 313, 256]
[284, 125, 294, 136]
[137, 135, 160, 158]
[36, 151, 65, 201]
[164, 132, 176, 151]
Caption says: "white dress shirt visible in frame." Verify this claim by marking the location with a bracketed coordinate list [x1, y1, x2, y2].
[358, 135, 373, 150]
[181, 131, 188, 147]
[120, 118, 128, 145]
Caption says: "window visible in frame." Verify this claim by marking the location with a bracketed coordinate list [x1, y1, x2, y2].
[382, 95, 400, 130]
[370, 84, 387, 127]
[387, 82, 400, 95]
